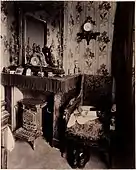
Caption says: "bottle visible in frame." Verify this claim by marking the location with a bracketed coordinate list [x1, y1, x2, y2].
[74, 60, 79, 74]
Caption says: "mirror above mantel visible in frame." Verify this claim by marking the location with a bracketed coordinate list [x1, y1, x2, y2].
[16, 2, 64, 70]
[24, 13, 47, 66]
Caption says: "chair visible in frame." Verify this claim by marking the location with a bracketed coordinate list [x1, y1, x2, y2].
[62, 74, 113, 168]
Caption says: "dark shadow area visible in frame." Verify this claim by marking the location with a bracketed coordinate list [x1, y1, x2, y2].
[66, 139, 91, 169]
[111, 2, 135, 168]
[16, 101, 23, 130]
[42, 93, 54, 146]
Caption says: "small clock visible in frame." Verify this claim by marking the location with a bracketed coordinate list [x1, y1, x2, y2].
[30, 56, 40, 66]
[77, 17, 100, 45]
[83, 22, 92, 32]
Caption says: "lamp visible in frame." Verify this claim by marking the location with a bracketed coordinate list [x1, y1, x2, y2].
[77, 17, 100, 45]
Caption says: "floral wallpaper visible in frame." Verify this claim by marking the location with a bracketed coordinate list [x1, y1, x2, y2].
[1, 2, 19, 69]
[63, 1, 116, 75]
[1, 1, 116, 76]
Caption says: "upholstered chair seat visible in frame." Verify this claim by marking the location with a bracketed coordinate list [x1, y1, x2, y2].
[62, 74, 113, 168]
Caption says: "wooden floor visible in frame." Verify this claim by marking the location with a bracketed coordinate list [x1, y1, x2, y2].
[8, 137, 106, 169]
[7, 136, 134, 169]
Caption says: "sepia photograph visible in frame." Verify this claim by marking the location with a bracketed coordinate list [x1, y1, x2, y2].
[0, 0, 135, 169]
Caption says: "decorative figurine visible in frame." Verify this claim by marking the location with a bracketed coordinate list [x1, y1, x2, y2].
[2, 67, 10, 73]
[38, 71, 44, 77]
[48, 72, 53, 77]
[57, 59, 62, 69]
[11, 56, 18, 66]
[26, 37, 32, 64]
[36, 45, 48, 67]
[30, 44, 48, 67]
[42, 45, 55, 67]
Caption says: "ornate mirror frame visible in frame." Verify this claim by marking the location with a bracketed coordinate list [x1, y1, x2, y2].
[23, 13, 47, 65]
[17, 2, 64, 67]
[17, 8, 47, 65]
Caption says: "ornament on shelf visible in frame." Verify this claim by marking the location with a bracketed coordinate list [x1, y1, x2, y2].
[42, 45, 55, 67]
[26, 68, 32, 76]
[74, 60, 80, 74]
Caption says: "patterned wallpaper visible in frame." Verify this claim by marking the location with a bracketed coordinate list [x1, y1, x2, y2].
[1, 2, 18, 69]
[63, 1, 116, 75]
[1, 2, 116, 76]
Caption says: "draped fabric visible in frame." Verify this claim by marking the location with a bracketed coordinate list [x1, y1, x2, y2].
[111, 2, 134, 167]
[1, 73, 81, 94]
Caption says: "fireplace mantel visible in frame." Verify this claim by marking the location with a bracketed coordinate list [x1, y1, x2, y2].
[1, 73, 81, 148]
[1, 73, 81, 93]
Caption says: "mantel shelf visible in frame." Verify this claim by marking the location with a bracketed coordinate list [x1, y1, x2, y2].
[1, 73, 81, 94]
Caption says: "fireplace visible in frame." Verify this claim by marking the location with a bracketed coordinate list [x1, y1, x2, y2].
[1, 73, 81, 148]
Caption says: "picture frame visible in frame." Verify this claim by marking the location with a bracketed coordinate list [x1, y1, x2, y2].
[15, 67, 24, 75]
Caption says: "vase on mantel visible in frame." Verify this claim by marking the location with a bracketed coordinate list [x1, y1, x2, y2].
[74, 60, 80, 74]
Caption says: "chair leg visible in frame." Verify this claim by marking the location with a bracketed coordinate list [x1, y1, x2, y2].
[99, 150, 112, 169]
[105, 151, 112, 169]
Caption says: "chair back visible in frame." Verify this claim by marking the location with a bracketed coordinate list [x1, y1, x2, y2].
[83, 74, 112, 110]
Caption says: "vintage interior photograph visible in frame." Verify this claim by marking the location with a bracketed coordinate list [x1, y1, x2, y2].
[1, 1, 135, 169]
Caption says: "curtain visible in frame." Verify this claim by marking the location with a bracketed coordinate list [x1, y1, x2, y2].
[111, 2, 134, 168]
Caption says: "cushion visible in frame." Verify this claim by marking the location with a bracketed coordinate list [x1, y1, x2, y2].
[66, 119, 103, 141]
[67, 108, 98, 128]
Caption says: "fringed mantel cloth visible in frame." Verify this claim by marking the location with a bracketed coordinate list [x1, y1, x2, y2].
[1, 73, 81, 93]
[1, 73, 82, 147]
